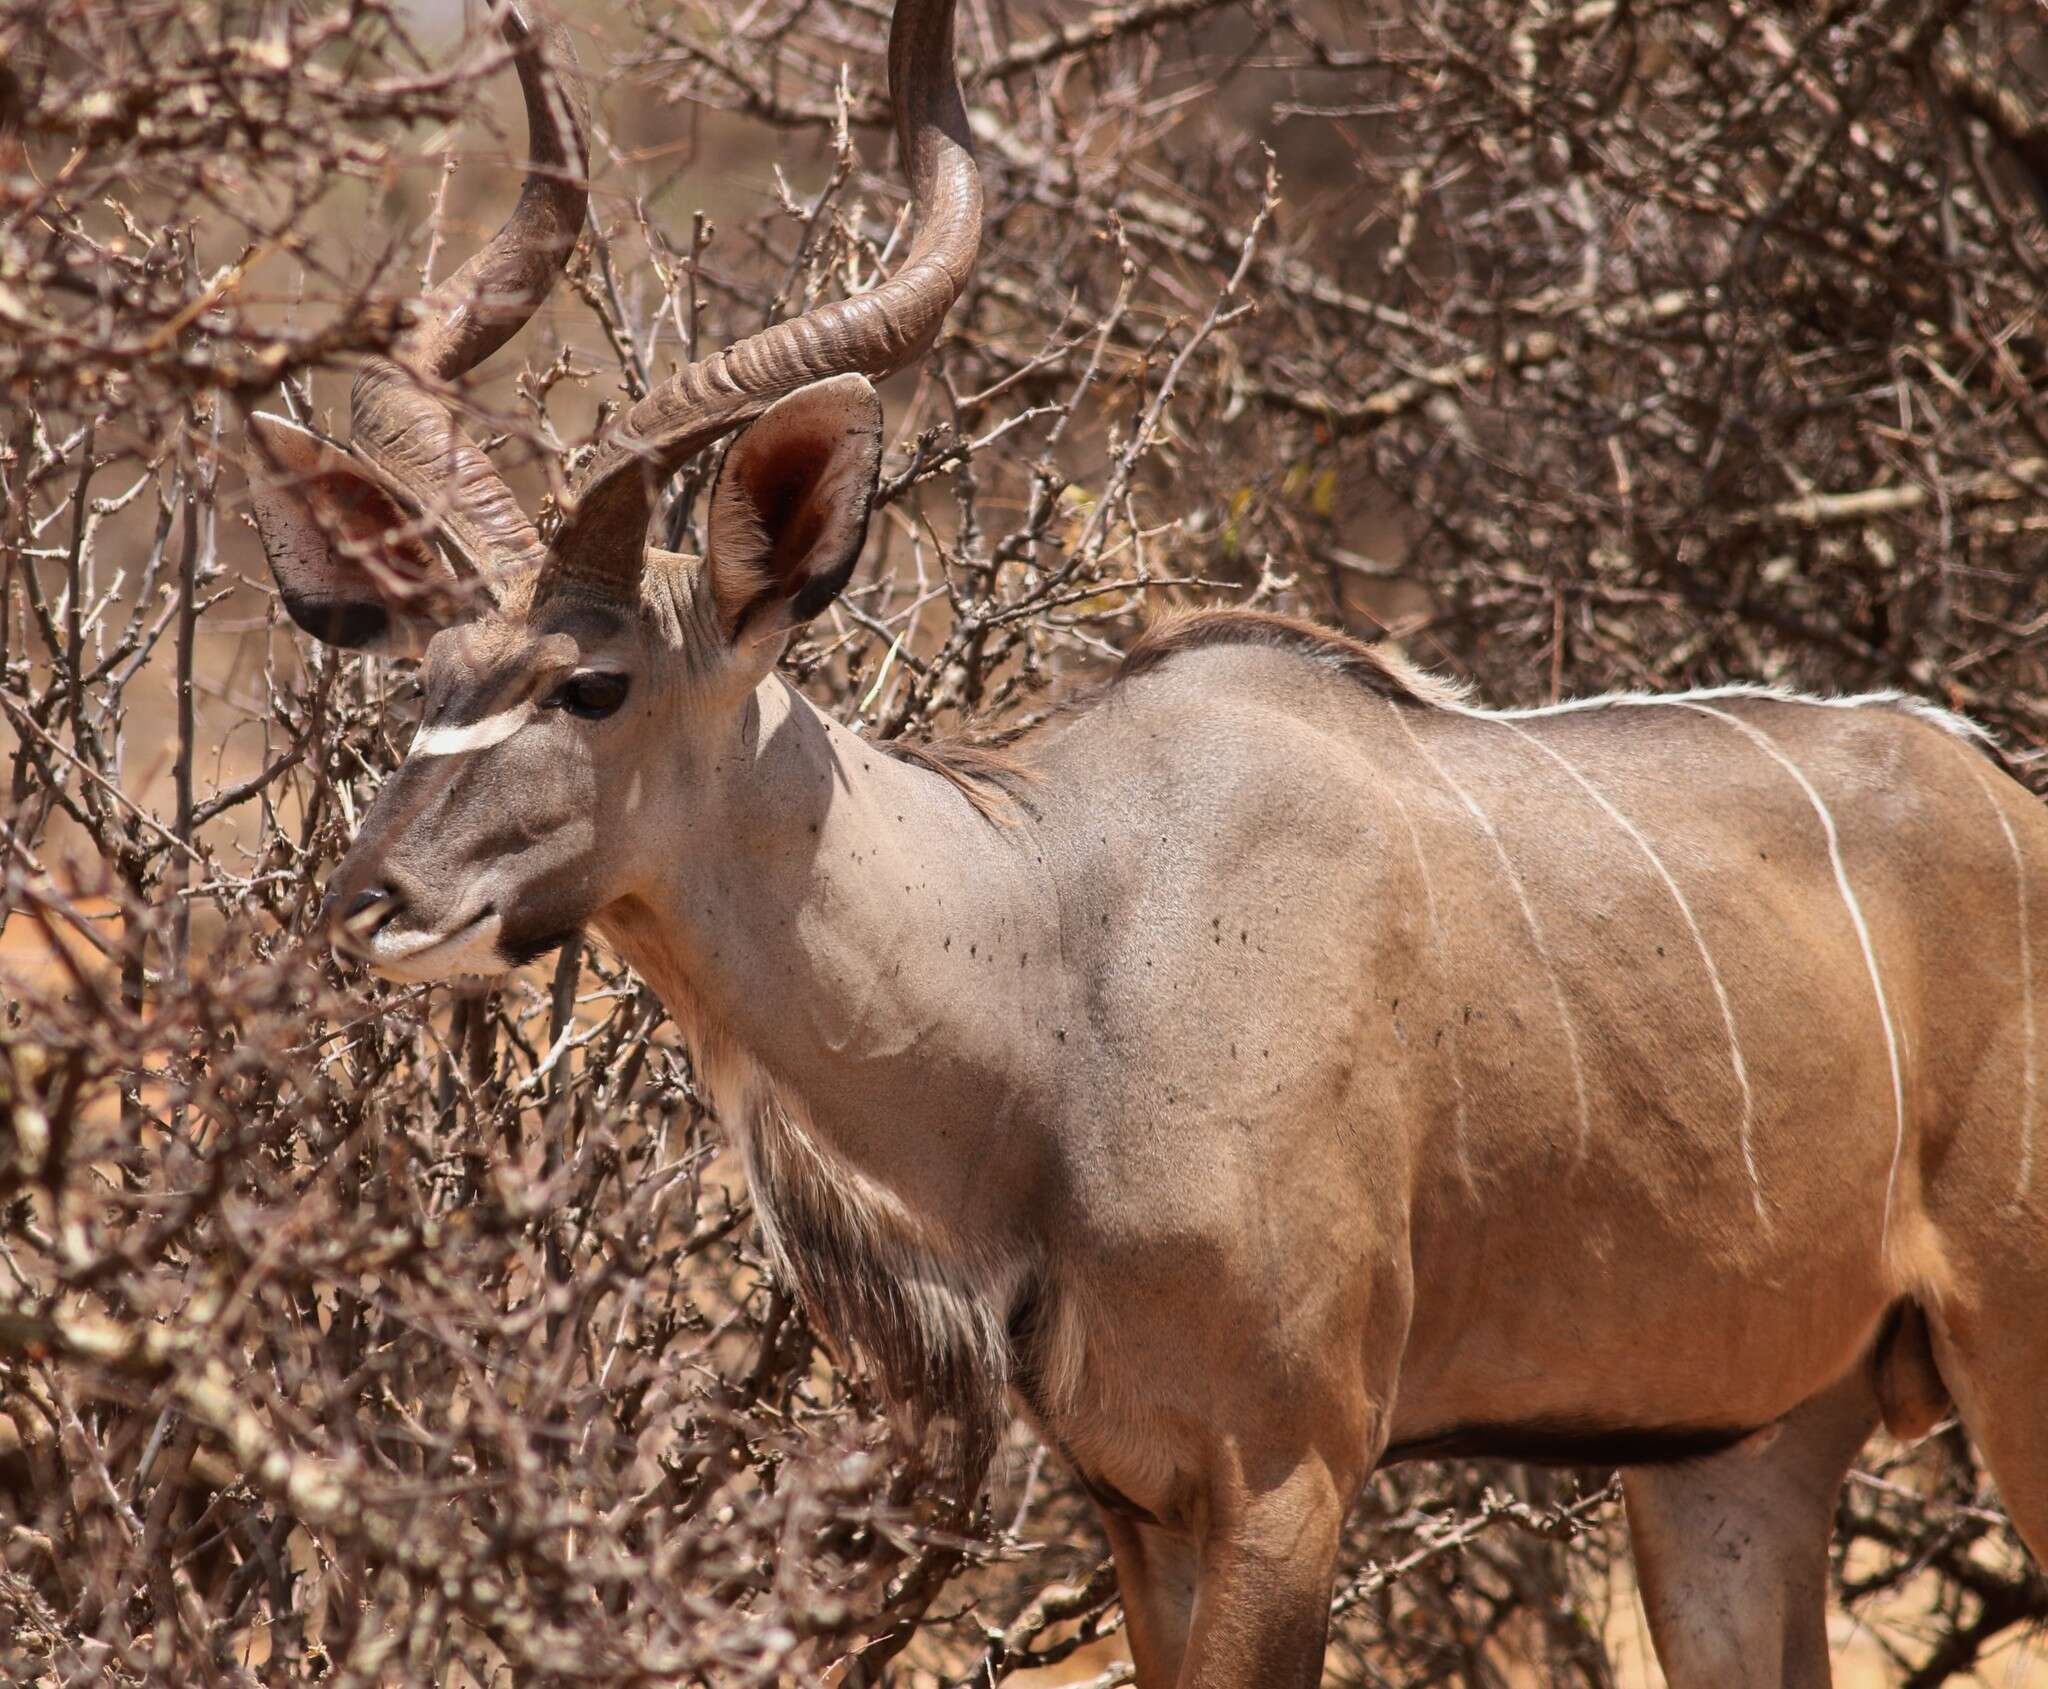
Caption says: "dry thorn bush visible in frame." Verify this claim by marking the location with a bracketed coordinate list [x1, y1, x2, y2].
[3, 0, 2047, 1682]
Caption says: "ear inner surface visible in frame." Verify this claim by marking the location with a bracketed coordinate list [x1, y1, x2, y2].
[245, 413, 446, 653]
[705, 375, 884, 640]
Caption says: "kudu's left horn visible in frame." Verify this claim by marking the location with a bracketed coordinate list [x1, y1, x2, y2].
[538, 0, 981, 601]
[345, 2, 591, 582]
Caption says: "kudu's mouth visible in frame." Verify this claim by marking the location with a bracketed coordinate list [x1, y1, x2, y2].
[325, 886, 505, 982]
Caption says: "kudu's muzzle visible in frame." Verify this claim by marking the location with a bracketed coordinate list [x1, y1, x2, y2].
[321, 881, 404, 960]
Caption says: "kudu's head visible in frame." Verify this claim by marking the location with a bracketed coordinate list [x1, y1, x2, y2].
[244, 0, 978, 981]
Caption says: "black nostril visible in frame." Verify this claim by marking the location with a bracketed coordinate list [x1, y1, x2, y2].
[345, 886, 397, 925]
[329, 884, 403, 948]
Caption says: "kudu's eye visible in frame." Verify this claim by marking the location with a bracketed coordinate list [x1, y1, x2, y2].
[546, 671, 630, 720]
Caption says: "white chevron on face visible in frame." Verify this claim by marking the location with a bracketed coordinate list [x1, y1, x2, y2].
[411, 702, 535, 759]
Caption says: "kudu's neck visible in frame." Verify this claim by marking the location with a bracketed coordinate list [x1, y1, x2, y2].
[600, 676, 1062, 1230]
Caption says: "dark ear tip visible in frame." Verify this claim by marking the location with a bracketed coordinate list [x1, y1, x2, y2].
[787, 557, 859, 626]
[283, 595, 392, 651]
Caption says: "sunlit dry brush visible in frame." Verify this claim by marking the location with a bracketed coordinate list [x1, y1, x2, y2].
[5, 0, 2048, 1685]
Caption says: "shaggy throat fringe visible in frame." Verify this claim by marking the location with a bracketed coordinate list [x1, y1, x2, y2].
[739, 1093, 1020, 1507]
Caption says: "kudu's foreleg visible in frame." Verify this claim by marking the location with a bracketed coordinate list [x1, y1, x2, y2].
[1170, 1455, 1348, 1689]
[1623, 1367, 1879, 1688]
[1099, 1513, 1197, 1685]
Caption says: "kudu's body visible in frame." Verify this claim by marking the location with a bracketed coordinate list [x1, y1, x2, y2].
[608, 619, 2045, 1686]
[240, 4, 2048, 1683]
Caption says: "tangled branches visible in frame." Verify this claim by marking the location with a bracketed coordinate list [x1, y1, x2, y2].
[4, 0, 2047, 1682]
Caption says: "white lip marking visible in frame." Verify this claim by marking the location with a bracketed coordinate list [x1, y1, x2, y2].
[370, 907, 506, 982]
[1493, 717, 1764, 1219]
[1679, 702, 1906, 1245]
[410, 703, 533, 758]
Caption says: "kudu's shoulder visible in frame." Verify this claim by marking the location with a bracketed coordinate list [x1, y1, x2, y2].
[1018, 612, 2031, 876]
[1109, 611, 1982, 757]
[1114, 608, 1468, 710]
[996, 606, 2016, 833]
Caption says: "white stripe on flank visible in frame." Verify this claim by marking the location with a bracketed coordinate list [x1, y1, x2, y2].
[1363, 749, 1477, 1196]
[410, 704, 532, 758]
[1971, 760, 2038, 1206]
[1492, 717, 1765, 1220]
[1679, 702, 1908, 1242]
[1389, 703, 1595, 1160]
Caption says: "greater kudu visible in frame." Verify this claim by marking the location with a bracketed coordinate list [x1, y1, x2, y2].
[242, 3, 2048, 1682]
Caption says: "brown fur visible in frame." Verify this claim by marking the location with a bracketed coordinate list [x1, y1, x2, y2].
[269, 94, 2048, 1659]
[309, 573, 2048, 1689]
[595, 900, 1020, 1513]
[879, 608, 1462, 819]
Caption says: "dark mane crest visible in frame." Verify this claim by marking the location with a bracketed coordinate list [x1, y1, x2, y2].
[1116, 609, 1467, 706]
[884, 737, 1037, 822]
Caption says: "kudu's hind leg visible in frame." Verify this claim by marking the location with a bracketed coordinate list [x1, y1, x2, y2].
[1623, 1368, 1879, 1688]
[1929, 1293, 2048, 1563]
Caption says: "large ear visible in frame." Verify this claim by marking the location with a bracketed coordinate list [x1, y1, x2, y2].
[704, 374, 884, 652]
[243, 413, 457, 655]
